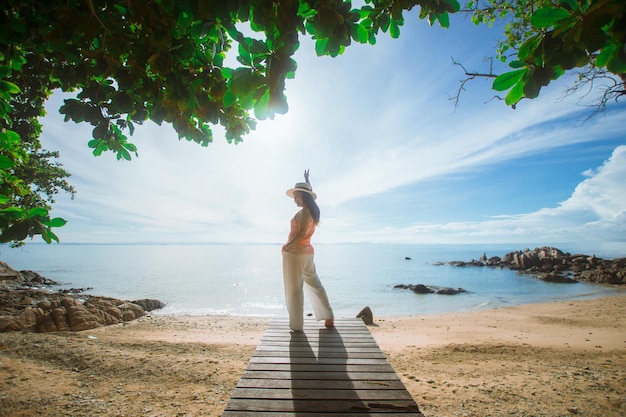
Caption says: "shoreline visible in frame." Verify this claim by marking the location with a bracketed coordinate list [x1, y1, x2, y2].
[1, 295, 625, 416]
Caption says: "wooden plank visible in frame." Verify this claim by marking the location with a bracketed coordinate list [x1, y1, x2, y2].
[250, 356, 390, 365]
[221, 414, 420, 417]
[240, 370, 401, 381]
[235, 378, 408, 390]
[224, 399, 421, 413]
[254, 348, 387, 359]
[245, 363, 396, 373]
[261, 340, 375, 346]
[222, 318, 424, 416]
[231, 387, 415, 400]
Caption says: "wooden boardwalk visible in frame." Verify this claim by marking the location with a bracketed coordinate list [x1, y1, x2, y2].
[222, 318, 424, 416]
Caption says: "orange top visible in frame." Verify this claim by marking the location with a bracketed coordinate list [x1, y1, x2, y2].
[287, 213, 315, 255]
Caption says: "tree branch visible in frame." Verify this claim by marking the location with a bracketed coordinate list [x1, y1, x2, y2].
[449, 57, 499, 109]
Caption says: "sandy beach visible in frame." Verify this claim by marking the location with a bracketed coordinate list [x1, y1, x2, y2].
[1, 295, 625, 417]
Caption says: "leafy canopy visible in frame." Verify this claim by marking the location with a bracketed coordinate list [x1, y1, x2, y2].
[0, 0, 460, 246]
[1, 0, 623, 246]
[468, 0, 626, 106]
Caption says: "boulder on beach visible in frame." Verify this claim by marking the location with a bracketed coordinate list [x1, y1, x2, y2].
[0, 261, 165, 333]
[356, 306, 374, 325]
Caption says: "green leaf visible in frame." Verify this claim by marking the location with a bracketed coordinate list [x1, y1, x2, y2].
[45, 217, 67, 228]
[559, 0, 579, 11]
[595, 43, 615, 68]
[223, 89, 237, 107]
[3, 129, 20, 145]
[124, 142, 138, 156]
[607, 51, 626, 74]
[493, 69, 528, 91]
[368, 32, 377, 45]
[437, 13, 450, 29]
[28, 207, 48, 218]
[353, 23, 368, 43]
[441, 0, 461, 13]
[315, 38, 329, 56]
[117, 148, 132, 161]
[0, 80, 20, 94]
[518, 35, 542, 60]
[93, 122, 108, 139]
[390, 21, 400, 39]
[42, 228, 52, 244]
[523, 77, 541, 99]
[531, 8, 571, 29]
[0, 207, 26, 219]
[0, 154, 13, 169]
[253, 89, 271, 120]
[93, 140, 108, 156]
[505, 81, 524, 106]
[508, 60, 525, 69]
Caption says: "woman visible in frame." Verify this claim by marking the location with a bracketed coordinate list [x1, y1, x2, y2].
[282, 171, 334, 331]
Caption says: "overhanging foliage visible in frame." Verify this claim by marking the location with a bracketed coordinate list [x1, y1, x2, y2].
[1, 0, 623, 245]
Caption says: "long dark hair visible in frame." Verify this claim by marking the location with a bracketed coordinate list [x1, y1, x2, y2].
[301, 192, 320, 225]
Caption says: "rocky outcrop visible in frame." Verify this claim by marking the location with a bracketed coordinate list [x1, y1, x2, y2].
[393, 284, 467, 295]
[0, 261, 62, 287]
[0, 261, 165, 333]
[441, 246, 626, 285]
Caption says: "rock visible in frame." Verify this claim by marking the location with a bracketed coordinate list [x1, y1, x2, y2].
[19, 270, 62, 286]
[0, 306, 42, 332]
[394, 284, 467, 295]
[356, 306, 374, 325]
[0, 261, 165, 333]
[0, 261, 21, 282]
[132, 298, 166, 312]
[437, 247, 626, 285]
[539, 272, 577, 283]
[408, 284, 434, 294]
[435, 287, 466, 295]
[59, 287, 93, 294]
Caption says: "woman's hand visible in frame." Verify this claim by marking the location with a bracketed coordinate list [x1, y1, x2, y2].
[304, 169, 310, 185]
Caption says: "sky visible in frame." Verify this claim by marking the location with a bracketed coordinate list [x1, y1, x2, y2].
[35, 12, 626, 252]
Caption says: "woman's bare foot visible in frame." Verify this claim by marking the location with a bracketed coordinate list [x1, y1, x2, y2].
[324, 319, 334, 328]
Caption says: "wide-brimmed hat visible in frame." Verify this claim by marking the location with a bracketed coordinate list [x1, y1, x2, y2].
[286, 182, 317, 200]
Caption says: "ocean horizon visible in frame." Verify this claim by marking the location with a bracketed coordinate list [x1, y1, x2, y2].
[2, 242, 625, 318]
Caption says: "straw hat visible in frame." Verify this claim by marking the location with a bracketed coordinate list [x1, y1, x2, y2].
[286, 182, 317, 200]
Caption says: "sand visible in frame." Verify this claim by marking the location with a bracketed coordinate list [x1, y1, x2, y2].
[1, 295, 624, 417]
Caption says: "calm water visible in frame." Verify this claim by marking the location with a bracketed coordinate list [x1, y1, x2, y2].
[2, 243, 625, 318]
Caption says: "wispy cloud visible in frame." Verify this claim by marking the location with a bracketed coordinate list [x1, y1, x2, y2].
[34, 17, 626, 251]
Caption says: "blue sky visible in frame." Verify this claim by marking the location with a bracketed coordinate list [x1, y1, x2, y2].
[34, 12, 626, 251]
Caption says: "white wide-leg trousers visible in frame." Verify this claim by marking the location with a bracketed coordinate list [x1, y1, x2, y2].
[282, 252, 334, 331]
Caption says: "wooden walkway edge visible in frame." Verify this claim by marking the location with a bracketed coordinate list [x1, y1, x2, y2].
[222, 318, 425, 416]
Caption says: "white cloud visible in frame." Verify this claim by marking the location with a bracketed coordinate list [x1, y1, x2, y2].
[344, 145, 626, 247]
[559, 145, 626, 221]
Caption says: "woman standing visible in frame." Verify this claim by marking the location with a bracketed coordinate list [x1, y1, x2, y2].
[282, 171, 334, 331]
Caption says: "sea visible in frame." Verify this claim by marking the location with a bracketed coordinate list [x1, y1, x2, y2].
[2, 243, 625, 318]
